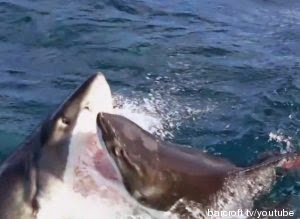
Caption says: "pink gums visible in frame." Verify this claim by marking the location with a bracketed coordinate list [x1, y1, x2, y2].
[86, 133, 121, 182]
[283, 156, 300, 170]
[73, 133, 127, 205]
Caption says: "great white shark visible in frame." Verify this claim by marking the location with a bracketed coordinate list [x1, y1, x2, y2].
[0, 73, 163, 219]
[1, 73, 299, 219]
[97, 112, 300, 219]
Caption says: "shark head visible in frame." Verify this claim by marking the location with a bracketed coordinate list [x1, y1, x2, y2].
[38, 73, 123, 193]
[96, 112, 178, 210]
[35, 73, 143, 218]
[44, 73, 113, 148]
[0, 73, 167, 219]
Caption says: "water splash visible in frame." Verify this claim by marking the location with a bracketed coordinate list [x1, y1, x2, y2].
[113, 93, 214, 140]
[113, 94, 170, 138]
[268, 132, 294, 153]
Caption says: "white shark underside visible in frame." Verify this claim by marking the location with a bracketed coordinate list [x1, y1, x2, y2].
[36, 74, 171, 219]
[0, 73, 165, 219]
[35, 73, 133, 219]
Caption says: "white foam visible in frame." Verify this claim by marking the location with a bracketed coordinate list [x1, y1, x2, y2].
[113, 93, 213, 139]
[114, 95, 169, 137]
[268, 132, 294, 153]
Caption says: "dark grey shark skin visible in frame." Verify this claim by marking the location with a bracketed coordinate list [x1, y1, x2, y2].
[97, 113, 240, 211]
[97, 113, 299, 214]
[0, 74, 106, 219]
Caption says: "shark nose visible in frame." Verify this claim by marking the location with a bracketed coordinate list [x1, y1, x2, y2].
[90, 72, 108, 85]
[85, 73, 107, 94]
[82, 73, 113, 113]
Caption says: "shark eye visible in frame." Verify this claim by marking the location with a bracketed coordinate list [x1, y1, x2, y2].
[61, 117, 70, 126]
[139, 196, 147, 204]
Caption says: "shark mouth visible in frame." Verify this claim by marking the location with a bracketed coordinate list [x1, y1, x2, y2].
[69, 132, 123, 199]
[37, 133, 133, 219]
[59, 73, 124, 199]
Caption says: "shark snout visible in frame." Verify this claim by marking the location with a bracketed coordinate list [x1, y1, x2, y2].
[80, 73, 113, 114]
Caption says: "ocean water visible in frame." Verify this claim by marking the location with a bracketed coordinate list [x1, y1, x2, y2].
[0, 0, 299, 216]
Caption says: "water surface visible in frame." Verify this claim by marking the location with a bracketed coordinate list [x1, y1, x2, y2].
[0, 0, 300, 216]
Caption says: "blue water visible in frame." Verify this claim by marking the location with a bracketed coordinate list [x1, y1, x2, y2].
[0, 0, 300, 215]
